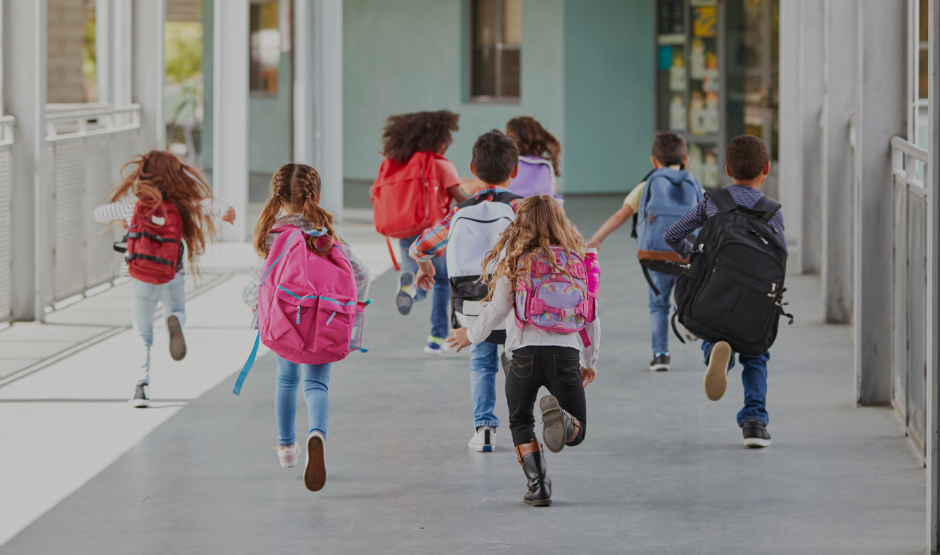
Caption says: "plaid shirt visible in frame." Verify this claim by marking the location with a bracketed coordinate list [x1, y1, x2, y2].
[408, 185, 520, 262]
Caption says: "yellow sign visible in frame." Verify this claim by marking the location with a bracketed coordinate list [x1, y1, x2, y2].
[693, 6, 717, 37]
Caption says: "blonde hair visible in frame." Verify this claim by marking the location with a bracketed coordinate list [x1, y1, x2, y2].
[253, 163, 338, 258]
[111, 150, 217, 274]
[480, 195, 585, 301]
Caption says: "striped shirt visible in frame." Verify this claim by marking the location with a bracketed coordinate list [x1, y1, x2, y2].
[408, 185, 521, 262]
[93, 193, 232, 276]
[663, 184, 787, 258]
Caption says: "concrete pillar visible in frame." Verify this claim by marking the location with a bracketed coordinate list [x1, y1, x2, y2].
[132, 0, 166, 151]
[925, 0, 939, 549]
[778, 1, 803, 265]
[213, 0, 249, 242]
[6, 0, 48, 321]
[820, 0, 856, 323]
[293, 0, 343, 219]
[799, 0, 825, 275]
[854, 0, 908, 405]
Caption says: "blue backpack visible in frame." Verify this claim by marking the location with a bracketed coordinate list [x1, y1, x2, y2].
[633, 167, 704, 294]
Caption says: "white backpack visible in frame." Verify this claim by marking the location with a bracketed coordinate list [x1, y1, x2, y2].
[445, 192, 519, 343]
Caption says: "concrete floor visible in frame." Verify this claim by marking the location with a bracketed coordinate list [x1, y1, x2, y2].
[0, 197, 928, 554]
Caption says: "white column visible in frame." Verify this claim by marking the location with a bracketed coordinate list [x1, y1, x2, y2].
[7, 0, 48, 321]
[799, 0, 825, 275]
[213, 0, 249, 242]
[854, 0, 908, 405]
[132, 0, 165, 151]
[820, 0, 856, 323]
[778, 0, 803, 269]
[925, 0, 939, 549]
[293, 0, 343, 219]
[113, 0, 132, 106]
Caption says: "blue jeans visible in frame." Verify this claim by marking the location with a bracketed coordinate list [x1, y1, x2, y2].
[647, 270, 677, 356]
[702, 342, 770, 427]
[275, 355, 331, 447]
[399, 236, 450, 340]
[469, 341, 500, 428]
[131, 273, 186, 384]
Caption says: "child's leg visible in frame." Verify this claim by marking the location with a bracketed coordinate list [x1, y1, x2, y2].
[428, 254, 450, 341]
[737, 351, 770, 427]
[131, 279, 162, 385]
[647, 270, 676, 356]
[302, 363, 332, 438]
[274, 355, 302, 447]
[505, 348, 543, 446]
[469, 342, 500, 429]
[160, 273, 186, 325]
[398, 236, 427, 302]
[543, 348, 588, 447]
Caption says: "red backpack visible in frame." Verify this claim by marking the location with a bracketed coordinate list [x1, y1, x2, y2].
[125, 200, 184, 284]
[371, 151, 453, 269]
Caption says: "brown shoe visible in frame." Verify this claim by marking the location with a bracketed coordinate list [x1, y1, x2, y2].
[167, 315, 186, 361]
[704, 341, 732, 401]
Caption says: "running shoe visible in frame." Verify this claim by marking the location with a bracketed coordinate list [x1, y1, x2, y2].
[276, 443, 299, 468]
[742, 421, 772, 448]
[468, 426, 496, 452]
[304, 431, 327, 492]
[649, 353, 670, 372]
[129, 383, 150, 408]
[423, 336, 450, 355]
[396, 272, 416, 316]
[167, 314, 186, 361]
[704, 341, 732, 401]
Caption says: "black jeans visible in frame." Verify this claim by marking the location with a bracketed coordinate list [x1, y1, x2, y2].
[504, 346, 587, 447]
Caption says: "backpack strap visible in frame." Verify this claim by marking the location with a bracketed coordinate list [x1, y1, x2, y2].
[705, 188, 737, 213]
[752, 196, 782, 223]
[232, 332, 260, 395]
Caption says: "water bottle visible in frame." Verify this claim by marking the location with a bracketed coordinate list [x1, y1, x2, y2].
[585, 248, 600, 298]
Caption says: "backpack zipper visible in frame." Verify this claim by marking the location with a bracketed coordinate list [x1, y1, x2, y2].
[296, 305, 301, 324]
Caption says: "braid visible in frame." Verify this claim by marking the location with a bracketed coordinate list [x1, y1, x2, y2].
[252, 164, 296, 257]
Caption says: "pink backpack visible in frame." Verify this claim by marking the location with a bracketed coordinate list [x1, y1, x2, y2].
[234, 226, 366, 395]
[514, 246, 599, 347]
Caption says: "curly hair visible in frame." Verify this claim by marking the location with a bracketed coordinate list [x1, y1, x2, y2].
[253, 163, 338, 258]
[506, 116, 562, 177]
[725, 134, 770, 180]
[111, 150, 217, 274]
[381, 110, 460, 164]
[480, 195, 584, 302]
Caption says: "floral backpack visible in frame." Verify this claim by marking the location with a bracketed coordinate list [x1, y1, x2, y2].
[513, 246, 599, 346]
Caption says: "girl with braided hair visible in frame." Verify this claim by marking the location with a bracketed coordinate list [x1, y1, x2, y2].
[243, 163, 371, 492]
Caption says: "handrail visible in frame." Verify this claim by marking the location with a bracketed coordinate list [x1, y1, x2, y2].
[46, 104, 141, 142]
[892, 135, 929, 190]
[892, 135, 929, 163]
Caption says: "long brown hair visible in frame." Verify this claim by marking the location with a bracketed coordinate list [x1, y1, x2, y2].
[480, 195, 584, 301]
[381, 110, 460, 164]
[506, 116, 562, 177]
[253, 163, 338, 258]
[111, 150, 217, 272]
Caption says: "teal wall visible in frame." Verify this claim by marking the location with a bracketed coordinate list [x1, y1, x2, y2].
[343, 0, 566, 189]
[248, 53, 293, 176]
[563, 0, 655, 193]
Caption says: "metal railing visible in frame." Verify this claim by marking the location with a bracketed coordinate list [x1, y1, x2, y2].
[891, 135, 930, 459]
[43, 104, 141, 307]
[0, 115, 15, 323]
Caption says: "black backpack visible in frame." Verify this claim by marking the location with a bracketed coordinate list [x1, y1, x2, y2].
[672, 188, 793, 356]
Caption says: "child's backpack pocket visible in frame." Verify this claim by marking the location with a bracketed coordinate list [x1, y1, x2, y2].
[310, 295, 357, 356]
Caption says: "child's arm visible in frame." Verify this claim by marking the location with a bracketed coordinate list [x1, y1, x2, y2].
[410, 207, 459, 290]
[448, 184, 469, 203]
[586, 205, 635, 249]
[93, 194, 136, 224]
[199, 198, 236, 223]
[664, 200, 708, 257]
[342, 241, 372, 302]
[447, 277, 514, 352]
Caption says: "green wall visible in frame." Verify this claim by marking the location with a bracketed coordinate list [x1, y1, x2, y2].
[343, 0, 566, 189]
[563, 0, 655, 193]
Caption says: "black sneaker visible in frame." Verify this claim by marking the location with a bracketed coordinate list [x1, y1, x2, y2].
[649, 353, 670, 372]
[742, 421, 771, 448]
[130, 383, 150, 408]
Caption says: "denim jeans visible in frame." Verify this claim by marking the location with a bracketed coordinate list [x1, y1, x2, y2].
[469, 341, 500, 428]
[131, 273, 186, 385]
[647, 270, 677, 356]
[399, 236, 450, 340]
[275, 354, 331, 447]
[702, 342, 770, 427]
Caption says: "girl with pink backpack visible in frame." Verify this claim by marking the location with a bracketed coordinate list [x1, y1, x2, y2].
[242, 163, 371, 492]
[448, 195, 600, 507]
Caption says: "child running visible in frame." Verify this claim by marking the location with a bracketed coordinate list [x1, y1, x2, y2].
[448, 195, 600, 507]
[93, 150, 235, 407]
[372, 110, 468, 355]
[664, 135, 785, 448]
[243, 163, 371, 491]
[505, 116, 564, 202]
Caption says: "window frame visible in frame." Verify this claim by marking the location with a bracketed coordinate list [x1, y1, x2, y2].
[466, 0, 521, 104]
[249, 0, 282, 98]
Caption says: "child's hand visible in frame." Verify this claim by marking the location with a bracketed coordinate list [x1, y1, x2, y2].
[585, 238, 601, 249]
[416, 260, 436, 291]
[222, 207, 237, 224]
[120, 220, 129, 230]
[446, 327, 472, 353]
[580, 366, 597, 387]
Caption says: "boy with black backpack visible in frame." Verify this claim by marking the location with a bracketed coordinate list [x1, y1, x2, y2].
[665, 135, 790, 448]
[586, 132, 703, 372]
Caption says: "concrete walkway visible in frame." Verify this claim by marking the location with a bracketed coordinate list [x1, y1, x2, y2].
[0, 197, 927, 554]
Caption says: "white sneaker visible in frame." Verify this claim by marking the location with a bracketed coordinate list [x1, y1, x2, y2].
[304, 431, 327, 492]
[468, 426, 496, 452]
[129, 383, 150, 408]
[276, 443, 299, 468]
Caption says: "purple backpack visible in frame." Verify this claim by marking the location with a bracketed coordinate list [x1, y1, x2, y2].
[509, 156, 563, 202]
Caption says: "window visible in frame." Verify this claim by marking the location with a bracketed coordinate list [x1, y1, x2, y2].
[250, 0, 281, 95]
[469, 0, 521, 101]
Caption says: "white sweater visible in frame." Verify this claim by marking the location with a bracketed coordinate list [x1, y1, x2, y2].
[466, 276, 600, 369]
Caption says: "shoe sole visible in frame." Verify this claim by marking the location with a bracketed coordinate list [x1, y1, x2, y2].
[423, 347, 444, 356]
[744, 437, 772, 448]
[305, 434, 327, 492]
[396, 273, 415, 316]
[524, 498, 552, 507]
[705, 342, 732, 401]
[468, 443, 494, 452]
[167, 315, 186, 361]
[649, 364, 670, 372]
[540, 396, 566, 454]
[129, 398, 149, 408]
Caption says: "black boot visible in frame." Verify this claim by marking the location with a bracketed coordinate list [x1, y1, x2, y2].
[540, 395, 581, 453]
[516, 440, 552, 506]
